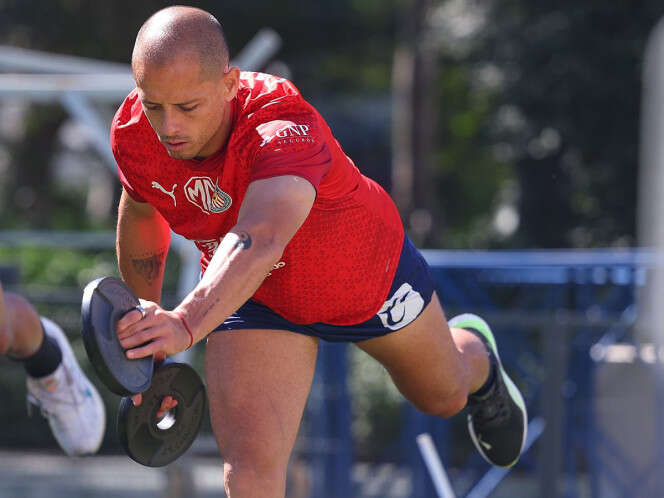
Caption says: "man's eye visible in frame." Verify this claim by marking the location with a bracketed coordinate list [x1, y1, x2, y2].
[180, 105, 198, 112]
[144, 104, 160, 111]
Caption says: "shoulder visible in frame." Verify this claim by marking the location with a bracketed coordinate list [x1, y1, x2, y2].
[231, 72, 326, 150]
[235, 72, 319, 123]
[111, 89, 143, 133]
[237, 71, 301, 105]
[110, 89, 159, 159]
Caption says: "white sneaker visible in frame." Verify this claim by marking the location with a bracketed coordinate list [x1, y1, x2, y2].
[26, 317, 106, 456]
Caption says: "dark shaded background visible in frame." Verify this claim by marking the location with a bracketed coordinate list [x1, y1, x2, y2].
[0, 0, 660, 249]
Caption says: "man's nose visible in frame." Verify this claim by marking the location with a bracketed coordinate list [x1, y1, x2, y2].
[161, 108, 182, 137]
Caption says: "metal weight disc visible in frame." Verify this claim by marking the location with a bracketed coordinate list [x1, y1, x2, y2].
[81, 276, 153, 396]
[117, 362, 207, 467]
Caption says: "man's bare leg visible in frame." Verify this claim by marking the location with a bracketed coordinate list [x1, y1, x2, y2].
[0, 283, 44, 358]
[357, 292, 527, 467]
[356, 293, 489, 417]
[0, 282, 106, 456]
[206, 329, 318, 498]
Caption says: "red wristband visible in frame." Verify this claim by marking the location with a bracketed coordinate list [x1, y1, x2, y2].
[176, 313, 194, 350]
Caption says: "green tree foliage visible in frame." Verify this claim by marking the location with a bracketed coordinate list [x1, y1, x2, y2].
[0, 0, 659, 246]
[0, 0, 401, 227]
[476, 0, 664, 247]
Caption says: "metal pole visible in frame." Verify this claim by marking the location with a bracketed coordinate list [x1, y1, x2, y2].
[539, 317, 570, 498]
[638, 17, 664, 346]
[416, 433, 457, 498]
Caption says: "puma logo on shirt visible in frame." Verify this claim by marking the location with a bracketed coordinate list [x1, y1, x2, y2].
[151, 181, 177, 206]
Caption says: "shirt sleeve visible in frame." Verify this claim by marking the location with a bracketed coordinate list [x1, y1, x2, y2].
[249, 113, 332, 190]
[110, 122, 147, 203]
[116, 165, 146, 202]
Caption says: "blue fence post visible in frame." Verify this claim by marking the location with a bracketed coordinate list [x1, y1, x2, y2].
[308, 342, 353, 498]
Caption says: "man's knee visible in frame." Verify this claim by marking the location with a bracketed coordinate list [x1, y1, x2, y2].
[412, 387, 469, 419]
[4, 292, 35, 322]
[218, 424, 290, 490]
[0, 292, 40, 357]
[223, 461, 284, 497]
[222, 444, 288, 497]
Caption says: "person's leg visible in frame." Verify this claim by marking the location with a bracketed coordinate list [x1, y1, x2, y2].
[0, 283, 45, 358]
[447, 312, 527, 467]
[356, 292, 489, 417]
[206, 329, 318, 498]
[0, 282, 106, 456]
[356, 292, 527, 467]
[0, 285, 61, 375]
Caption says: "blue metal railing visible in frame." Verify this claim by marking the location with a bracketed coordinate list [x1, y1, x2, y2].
[2, 231, 659, 497]
[399, 248, 654, 498]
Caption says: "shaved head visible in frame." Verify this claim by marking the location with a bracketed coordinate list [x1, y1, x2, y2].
[132, 6, 229, 83]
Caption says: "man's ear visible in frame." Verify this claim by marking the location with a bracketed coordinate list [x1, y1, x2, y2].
[222, 67, 240, 102]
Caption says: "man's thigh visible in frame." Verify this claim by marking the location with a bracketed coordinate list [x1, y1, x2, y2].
[205, 329, 319, 461]
[354, 292, 465, 407]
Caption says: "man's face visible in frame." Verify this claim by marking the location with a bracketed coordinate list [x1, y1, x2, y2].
[134, 56, 233, 160]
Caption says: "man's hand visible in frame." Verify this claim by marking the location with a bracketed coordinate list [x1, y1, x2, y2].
[117, 299, 192, 360]
[117, 300, 190, 409]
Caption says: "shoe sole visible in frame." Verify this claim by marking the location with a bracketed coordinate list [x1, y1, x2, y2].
[449, 313, 528, 468]
[41, 317, 106, 456]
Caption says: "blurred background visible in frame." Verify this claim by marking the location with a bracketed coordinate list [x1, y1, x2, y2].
[0, 0, 663, 497]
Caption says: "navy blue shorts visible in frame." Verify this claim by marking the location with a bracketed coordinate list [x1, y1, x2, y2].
[215, 236, 435, 342]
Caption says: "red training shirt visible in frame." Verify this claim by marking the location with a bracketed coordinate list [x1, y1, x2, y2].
[112, 72, 404, 325]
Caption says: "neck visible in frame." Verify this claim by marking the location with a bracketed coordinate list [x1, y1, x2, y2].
[197, 99, 234, 159]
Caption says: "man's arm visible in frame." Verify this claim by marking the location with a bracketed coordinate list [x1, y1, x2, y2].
[116, 188, 171, 303]
[117, 174, 316, 358]
[174, 174, 316, 340]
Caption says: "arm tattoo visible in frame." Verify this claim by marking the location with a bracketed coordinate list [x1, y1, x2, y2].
[234, 231, 252, 250]
[131, 251, 166, 284]
[199, 232, 251, 319]
[201, 297, 221, 319]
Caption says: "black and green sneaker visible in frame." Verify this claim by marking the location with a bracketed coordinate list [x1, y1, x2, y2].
[449, 313, 527, 468]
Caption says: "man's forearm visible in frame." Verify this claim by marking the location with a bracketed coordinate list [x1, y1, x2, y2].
[173, 228, 281, 343]
[116, 200, 171, 303]
[119, 245, 169, 303]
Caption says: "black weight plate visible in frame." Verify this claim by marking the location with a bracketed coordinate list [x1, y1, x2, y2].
[117, 362, 207, 467]
[81, 276, 153, 396]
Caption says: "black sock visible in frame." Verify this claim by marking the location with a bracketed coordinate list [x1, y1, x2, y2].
[472, 357, 496, 399]
[17, 322, 63, 378]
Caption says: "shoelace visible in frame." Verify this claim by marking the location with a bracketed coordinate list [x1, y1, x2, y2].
[470, 395, 511, 427]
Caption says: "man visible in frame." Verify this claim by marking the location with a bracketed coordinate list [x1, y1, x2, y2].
[113, 6, 527, 496]
[0, 281, 105, 455]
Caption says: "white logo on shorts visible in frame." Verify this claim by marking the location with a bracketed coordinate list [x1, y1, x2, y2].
[377, 283, 424, 330]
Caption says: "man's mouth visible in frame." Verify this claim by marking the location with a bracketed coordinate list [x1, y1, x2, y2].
[163, 140, 188, 151]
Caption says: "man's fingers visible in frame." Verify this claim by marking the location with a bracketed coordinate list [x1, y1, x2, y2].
[117, 316, 148, 340]
[117, 299, 154, 332]
[117, 308, 146, 331]
[156, 396, 179, 418]
[125, 338, 165, 360]
[118, 324, 157, 349]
